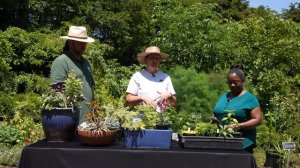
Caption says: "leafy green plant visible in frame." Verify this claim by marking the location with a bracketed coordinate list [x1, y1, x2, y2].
[134, 105, 159, 129]
[195, 122, 218, 136]
[154, 103, 176, 129]
[41, 71, 84, 110]
[0, 125, 24, 146]
[0, 143, 23, 167]
[3, 93, 44, 144]
[113, 107, 145, 131]
[192, 110, 241, 138]
[113, 104, 175, 131]
[219, 110, 240, 138]
[0, 92, 15, 121]
[170, 111, 202, 132]
[221, 110, 238, 126]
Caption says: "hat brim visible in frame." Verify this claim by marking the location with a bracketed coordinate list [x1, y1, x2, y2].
[137, 52, 168, 64]
[60, 36, 95, 43]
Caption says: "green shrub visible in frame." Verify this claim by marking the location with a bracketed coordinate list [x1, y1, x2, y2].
[169, 66, 227, 122]
[257, 123, 281, 150]
[0, 143, 23, 167]
[0, 92, 15, 120]
[0, 126, 24, 145]
[13, 74, 50, 94]
[4, 93, 44, 143]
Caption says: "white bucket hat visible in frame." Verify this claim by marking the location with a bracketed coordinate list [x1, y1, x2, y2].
[137, 46, 168, 64]
[60, 26, 95, 43]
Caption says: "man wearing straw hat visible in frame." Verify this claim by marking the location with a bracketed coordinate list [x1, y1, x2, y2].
[50, 26, 95, 123]
[126, 46, 176, 112]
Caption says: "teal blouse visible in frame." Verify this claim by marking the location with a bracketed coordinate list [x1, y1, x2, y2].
[213, 91, 260, 149]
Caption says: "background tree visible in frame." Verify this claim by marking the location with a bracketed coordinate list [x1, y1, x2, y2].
[183, 0, 250, 20]
[282, 3, 300, 23]
[152, 1, 239, 72]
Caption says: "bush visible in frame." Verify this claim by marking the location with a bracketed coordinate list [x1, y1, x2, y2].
[0, 143, 23, 167]
[0, 126, 24, 146]
[0, 92, 15, 120]
[169, 66, 227, 122]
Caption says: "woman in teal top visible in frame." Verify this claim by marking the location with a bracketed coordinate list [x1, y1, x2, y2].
[213, 64, 262, 153]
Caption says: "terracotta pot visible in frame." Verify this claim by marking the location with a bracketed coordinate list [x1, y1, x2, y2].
[77, 129, 116, 146]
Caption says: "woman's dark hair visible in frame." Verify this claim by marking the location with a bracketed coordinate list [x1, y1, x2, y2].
[228, 64, 246, 81]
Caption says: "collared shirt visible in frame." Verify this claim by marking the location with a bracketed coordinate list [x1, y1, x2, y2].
[50, 52, 95, 123]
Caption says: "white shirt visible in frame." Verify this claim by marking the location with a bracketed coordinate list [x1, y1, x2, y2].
[126, 69, 176, 101]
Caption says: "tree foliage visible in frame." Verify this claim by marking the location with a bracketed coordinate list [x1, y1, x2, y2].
[169, 66, 228, 122]
[152, 1, 238, 71]
[282, 3, 300, 23]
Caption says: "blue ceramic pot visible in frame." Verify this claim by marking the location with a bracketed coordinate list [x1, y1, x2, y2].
[42, 108, 79, 142]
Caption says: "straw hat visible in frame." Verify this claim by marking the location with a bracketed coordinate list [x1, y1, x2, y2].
[137, 46, 168, 64]
[60, 26, 95, 43]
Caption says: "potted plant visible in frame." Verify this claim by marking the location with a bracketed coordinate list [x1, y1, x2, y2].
[41, 71, 84, 142]
[155, 104, 175, 130]
[114, 104, 173, 149]
[178, 111, 244, 150]
[77, 100, 119, 145]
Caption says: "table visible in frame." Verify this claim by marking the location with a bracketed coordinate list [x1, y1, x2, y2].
[18, 140, 257, 168]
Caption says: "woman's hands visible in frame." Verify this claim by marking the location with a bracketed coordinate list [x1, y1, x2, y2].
[156, 91, 172, 101]
[142, 92, 172, 109]
[141, 96, 158, 109]
[126, 91, 176, 109]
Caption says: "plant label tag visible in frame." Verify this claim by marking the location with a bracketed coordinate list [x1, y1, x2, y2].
[282, 142, 296, 151]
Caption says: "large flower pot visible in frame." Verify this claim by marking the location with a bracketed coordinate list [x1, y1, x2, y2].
[124, 129, 173, 149]
[77, 129, 117, 146]
[42, 108, 79, 142]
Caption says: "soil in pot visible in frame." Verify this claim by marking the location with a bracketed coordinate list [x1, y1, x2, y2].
[155, 124, 171, 130]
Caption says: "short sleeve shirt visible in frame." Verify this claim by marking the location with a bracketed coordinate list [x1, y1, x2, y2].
[126, 69, 176, 101]
[50, 52, 95, 123]
[213, 91, 260, 149]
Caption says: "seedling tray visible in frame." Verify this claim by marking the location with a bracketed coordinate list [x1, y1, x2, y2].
[178, 133, 244, 150]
